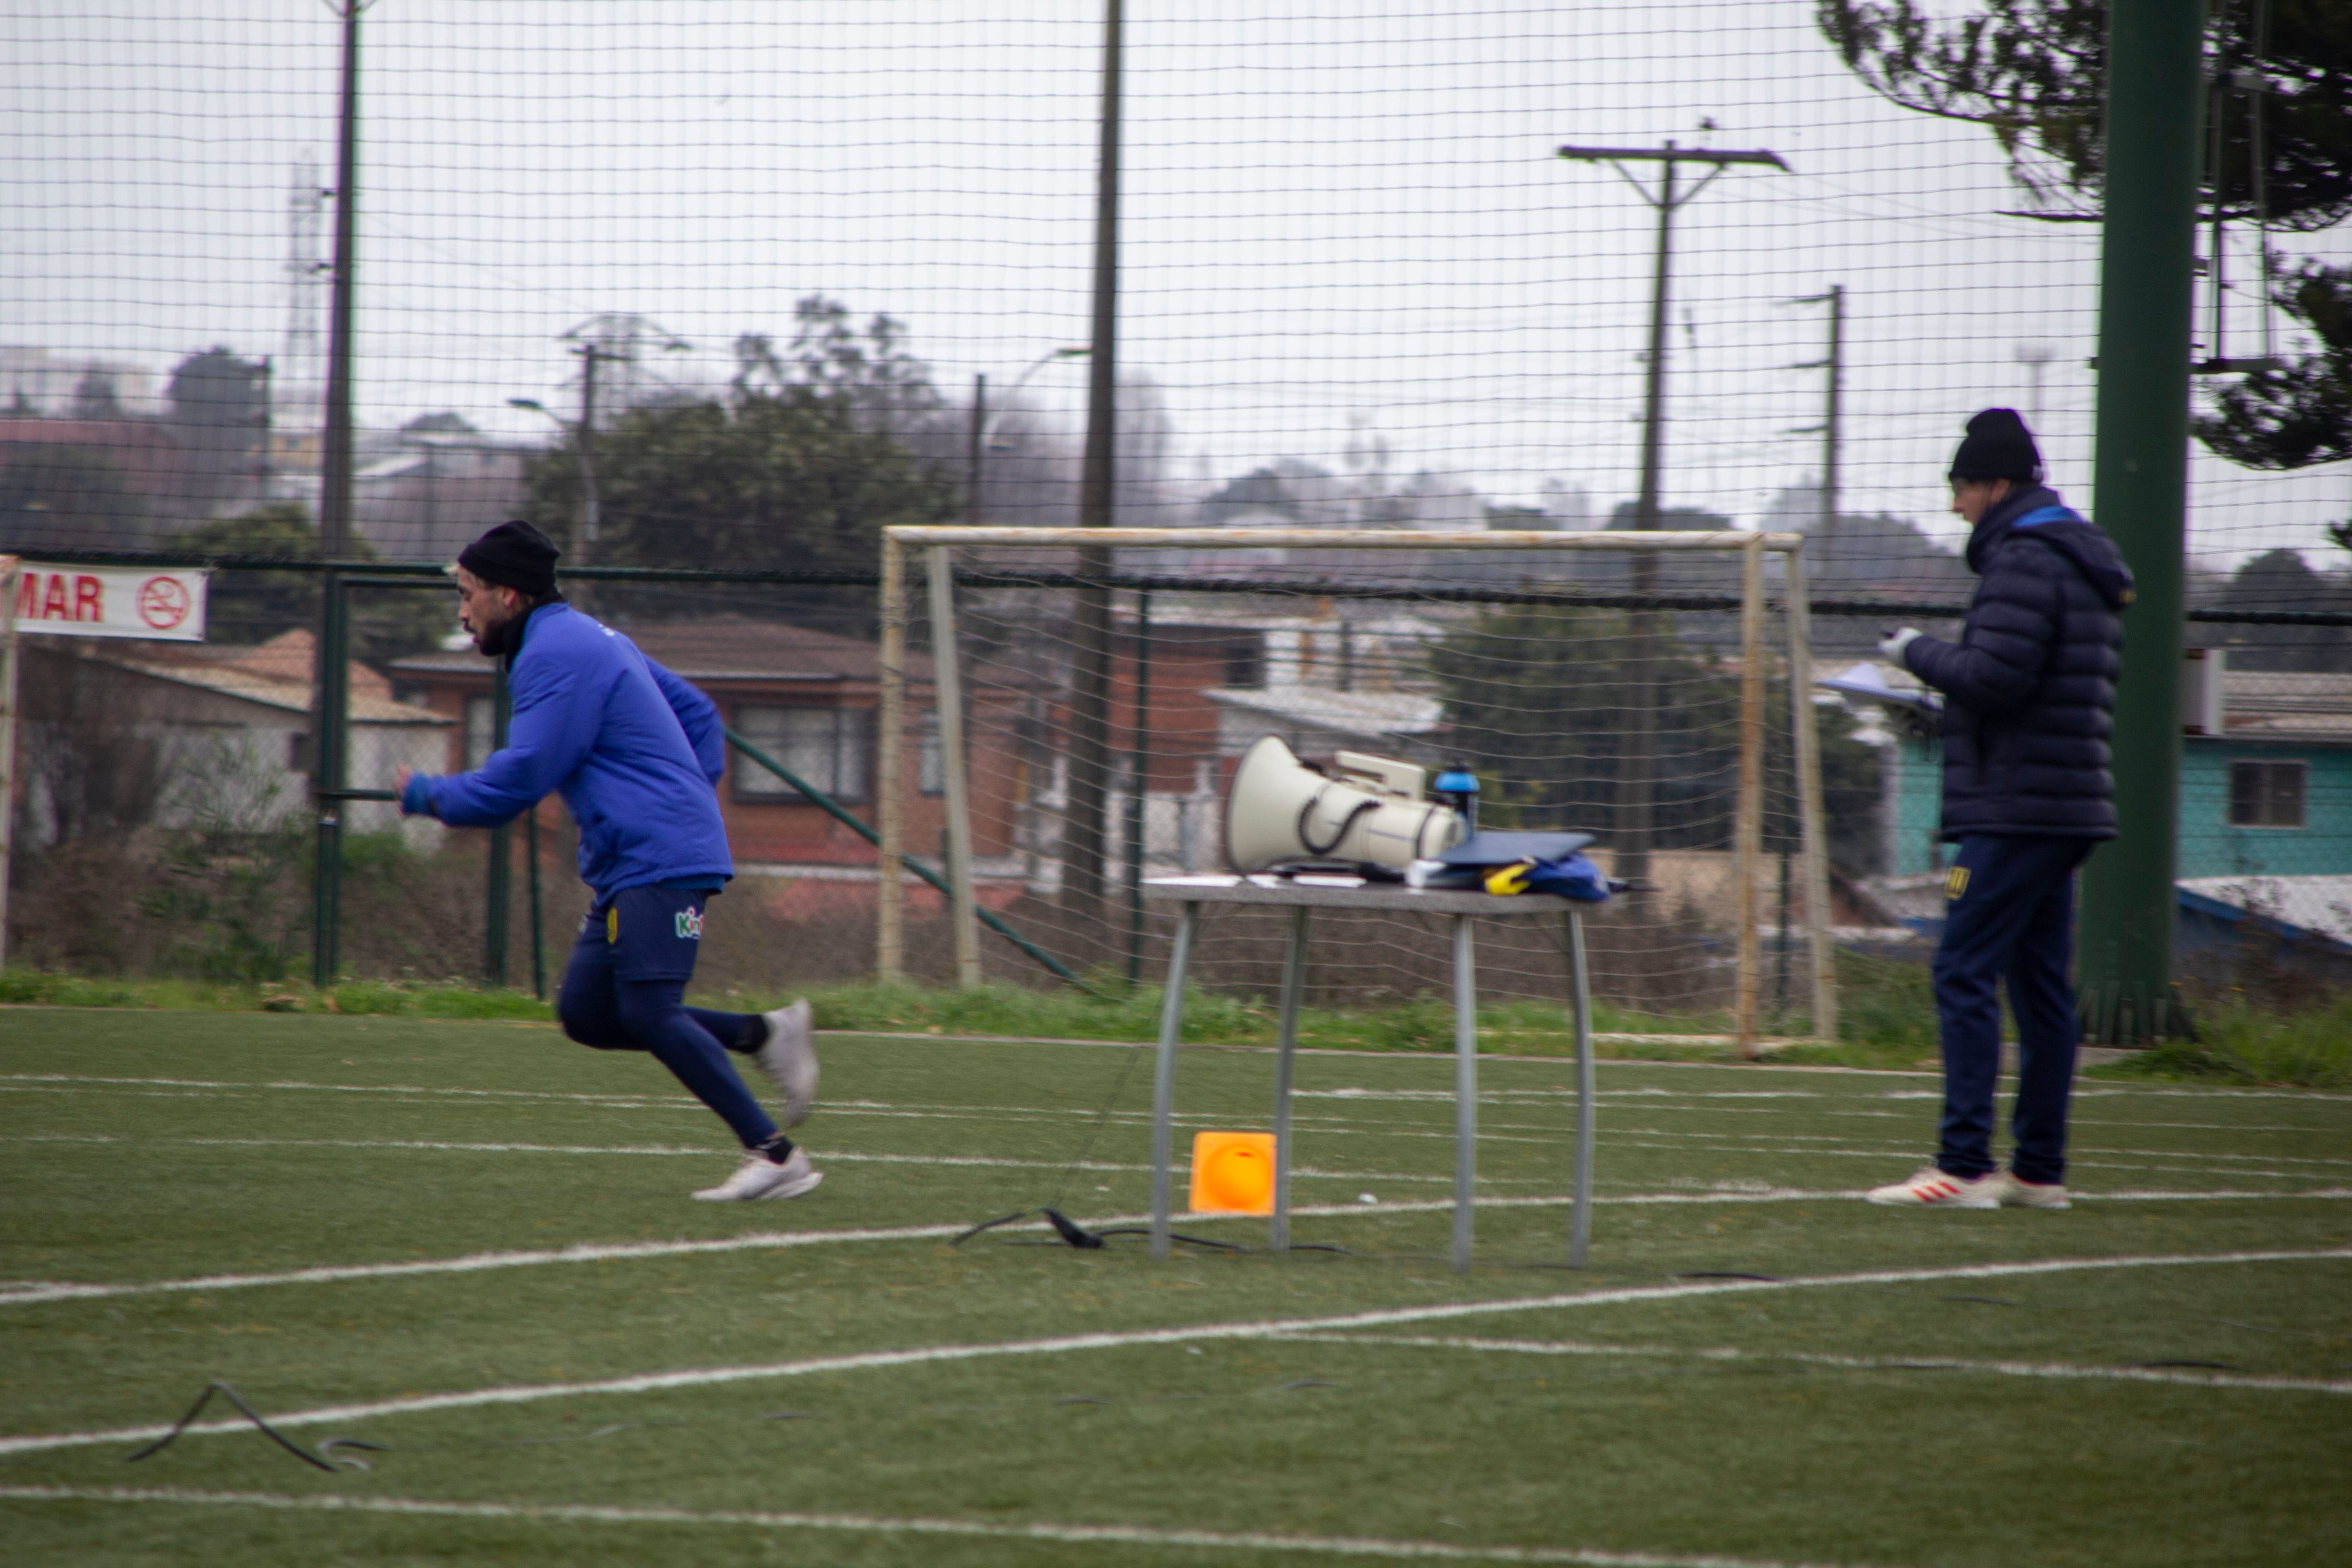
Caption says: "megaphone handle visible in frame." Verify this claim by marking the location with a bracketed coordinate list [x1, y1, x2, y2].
[1296, 792, 1377, 858]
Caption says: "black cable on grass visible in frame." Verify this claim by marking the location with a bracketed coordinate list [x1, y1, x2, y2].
[952, 1039, 1152, 1248]
[125, 1382, 385, 1472]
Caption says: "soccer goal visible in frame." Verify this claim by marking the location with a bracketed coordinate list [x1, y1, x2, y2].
[876, 525, 1836, 1053]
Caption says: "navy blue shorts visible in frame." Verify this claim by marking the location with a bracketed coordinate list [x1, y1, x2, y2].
[581, 884, 712, 985]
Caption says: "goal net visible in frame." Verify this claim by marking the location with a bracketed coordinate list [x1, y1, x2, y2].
[877, 525, 1838, 1051]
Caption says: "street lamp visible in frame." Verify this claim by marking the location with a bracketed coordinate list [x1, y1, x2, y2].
[967, 346, 1089, 526]
[509, 396, 598, 570]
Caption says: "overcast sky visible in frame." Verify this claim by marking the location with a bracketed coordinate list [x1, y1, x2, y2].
[2, 0, 2343, 568]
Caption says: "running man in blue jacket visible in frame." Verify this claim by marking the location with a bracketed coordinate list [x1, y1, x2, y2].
[397, 521, 822, 1202]
[1868, 411, 2134, 1211]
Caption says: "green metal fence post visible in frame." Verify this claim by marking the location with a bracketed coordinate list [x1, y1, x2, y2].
[485, 654, 512, 987]
[2077, 0, 2206, 1042]
[310, 569, 348, 987]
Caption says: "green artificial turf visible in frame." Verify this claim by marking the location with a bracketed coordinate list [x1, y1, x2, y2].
[1, 1009, 2347, 1566]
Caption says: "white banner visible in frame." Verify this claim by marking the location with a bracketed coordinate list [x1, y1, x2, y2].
[12, 563, 210, 642]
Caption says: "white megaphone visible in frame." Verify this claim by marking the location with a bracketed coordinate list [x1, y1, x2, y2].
[1224, 735, 1465, 874]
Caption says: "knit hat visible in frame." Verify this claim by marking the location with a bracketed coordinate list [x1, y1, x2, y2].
[456, 519, 560, 597]
[1948, 408, 2043, 483]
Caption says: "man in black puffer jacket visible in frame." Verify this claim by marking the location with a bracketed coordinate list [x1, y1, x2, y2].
[1865, 409, 2135, 1212]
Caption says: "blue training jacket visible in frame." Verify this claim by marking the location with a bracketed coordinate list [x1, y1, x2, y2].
[400, 603, 734, 897]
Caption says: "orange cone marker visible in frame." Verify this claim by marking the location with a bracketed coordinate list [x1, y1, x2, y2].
[1188, 1130, 1277, 1216]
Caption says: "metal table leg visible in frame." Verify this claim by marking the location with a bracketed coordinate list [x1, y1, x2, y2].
[1451, 912, 1478, 1273]
[1269, 904, 1310, 1254]
[1150, 902, 1201, 1261]
[1567, 907, 1595, 1269]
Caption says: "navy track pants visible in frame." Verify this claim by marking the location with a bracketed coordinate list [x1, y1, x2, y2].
[1932, 834, 2096, 1185]
[556, 884, 777, 1150]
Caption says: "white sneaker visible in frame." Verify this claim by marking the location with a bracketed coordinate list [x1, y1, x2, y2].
[692, 1146, 823, 1202]
[1864, 1166, 2002, 1209]
[1997, 1172, 2071, 1210]
[754, 1000, 818, 1128]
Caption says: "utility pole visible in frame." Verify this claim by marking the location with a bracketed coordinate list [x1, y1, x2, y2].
[1556, 141, 1787, 887]
[2077, 0, 2205, 1041]
[1066, 0, 1123, 939]
[1790, 285, 1844, 563]
[966, 372, 986, 526]
[574, 344, 602, 570]
[310, 0, 362, 988]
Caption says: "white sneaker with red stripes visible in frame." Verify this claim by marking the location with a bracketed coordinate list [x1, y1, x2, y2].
[1864, 1166, 2002, 1209]
[1996, 1171, 2071, 1210]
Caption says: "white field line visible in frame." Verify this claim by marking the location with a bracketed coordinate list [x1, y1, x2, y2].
[1576, 1135, 2321, 1185]
[0, 1134, 1477, 1187]
[5, 1185, 2348, 1315]
[10, 1074, 2343, 1167]
[0, 1485, 1898, 1568]
[1277, 1333, 2352, 1398]
[4, 1247, 2345, 1460]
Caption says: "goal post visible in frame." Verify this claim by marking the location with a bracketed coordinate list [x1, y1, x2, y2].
[879, 525, 1836, 1052]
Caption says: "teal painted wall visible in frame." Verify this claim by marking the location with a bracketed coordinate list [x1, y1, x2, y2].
[1890, 738, 2352, 878]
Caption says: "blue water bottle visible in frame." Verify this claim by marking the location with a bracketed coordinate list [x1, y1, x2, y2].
[1433, 766, 1479, 836]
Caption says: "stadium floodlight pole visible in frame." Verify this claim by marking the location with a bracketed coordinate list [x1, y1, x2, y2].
[310, 0, 365, 990]
[2078, 0, 2206, 1043]
[1555, 141, 1788, 887]
[1067, 0, 1124, 943]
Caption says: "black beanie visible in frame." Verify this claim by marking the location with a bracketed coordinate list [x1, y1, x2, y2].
[457, 519, 560, 598]
[1948, 408, 2043, 483]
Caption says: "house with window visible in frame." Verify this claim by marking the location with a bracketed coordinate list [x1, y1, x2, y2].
[1877, 667, 2352, 880]
[16, 628, 447, 848]
[389, 617, 1031, 895]
[1853, 661, 2352, 956]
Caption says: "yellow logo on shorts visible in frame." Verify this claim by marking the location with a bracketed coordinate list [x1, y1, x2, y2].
[1945, 866, 1970, 901]
[606, 907, 620, 944]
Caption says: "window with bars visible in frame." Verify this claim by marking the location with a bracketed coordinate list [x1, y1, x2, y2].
[733, 705, 872, 804]
[2228, 760, 2307, 829]
[918, 710, 945, 797]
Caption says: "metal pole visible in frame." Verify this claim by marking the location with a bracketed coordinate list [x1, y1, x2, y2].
[310, 0, 359, 989]
[1450, 913, 1478, 1274]
[1733, 534, 1767, 1057]
[1822, 284, 1842, 565]
[967, 372, 986, 527]
[312, 570, 348, 986]
[1555, 145, 1785, 892]
[1149, 901, 1199, 1261]
[527, 800, 545, 1001]
[485, 655, 512, 987]
[926, 546, 981, 988]
[576, 348, 600, 568]
[2078, 0, 2204, 1042]
[318, 0, 358, 560]
[0, 557, 19, 973]
[1269, 904, 1308, 1255]
[876, 535, 906, 979]
[1125, 589, 1151, 983]
[1565, 908, 1594, 1269]
[1784, 538, 1837, 1039]
[1618, 152, 1678, 891]
[1065, 0, 1122, 937]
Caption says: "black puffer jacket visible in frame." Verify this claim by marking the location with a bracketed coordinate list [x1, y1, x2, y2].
[1900, 485, 2135, 839]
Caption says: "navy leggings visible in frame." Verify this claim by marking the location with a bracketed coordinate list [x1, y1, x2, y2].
[556, 889, 777, 1150]
[1932, 834, 2095, 1184]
